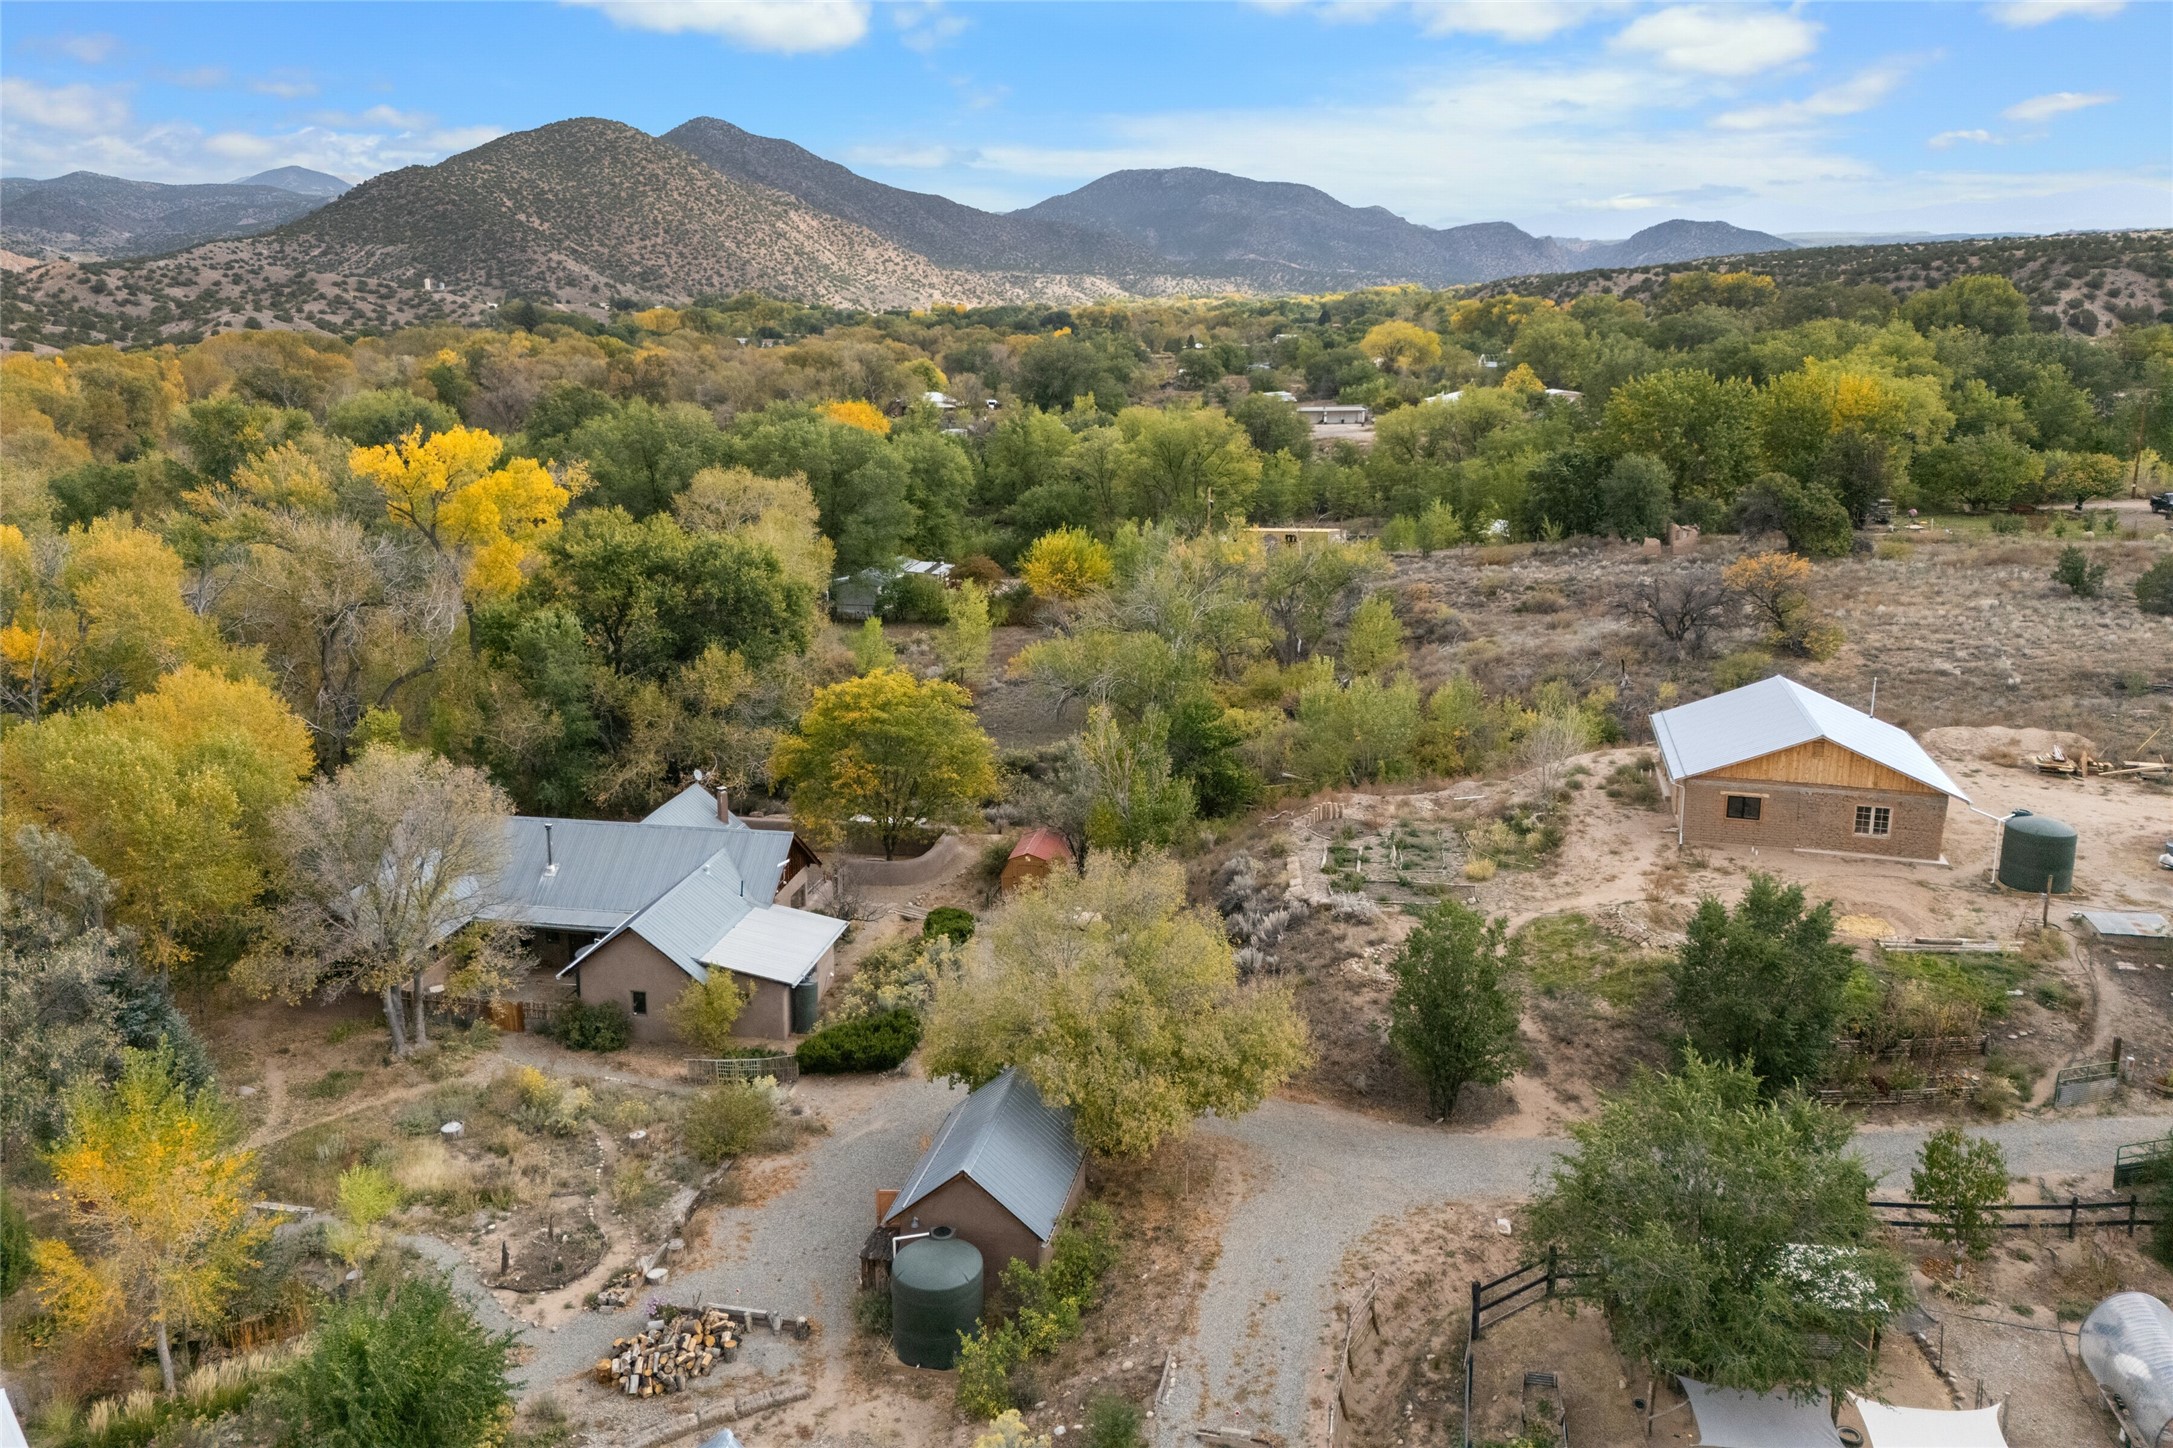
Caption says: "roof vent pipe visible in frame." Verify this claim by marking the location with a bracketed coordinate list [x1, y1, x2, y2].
[543, 822, 557, 877]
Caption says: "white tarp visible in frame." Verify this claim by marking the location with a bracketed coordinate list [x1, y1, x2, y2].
[1682, 1378, 1845, 1448]
[1851, 1398, 2009, 1448]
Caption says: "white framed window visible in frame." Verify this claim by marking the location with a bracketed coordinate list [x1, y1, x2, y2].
[1854, 805, 1892, 837]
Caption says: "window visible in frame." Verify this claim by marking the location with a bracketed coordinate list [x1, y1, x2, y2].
[1854, 805, 1892, 838]
[630, 990, 647, 1016]
[1725, 795, 1762, 821]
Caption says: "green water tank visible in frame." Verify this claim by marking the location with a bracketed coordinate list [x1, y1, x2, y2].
[892, 1226, 982, 1369]
[1998, 810, 2077, 893]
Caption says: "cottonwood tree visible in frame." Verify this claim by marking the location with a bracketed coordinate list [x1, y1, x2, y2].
[1066, 705, 1196, 860]
[1529, 1054, 1905, 1403]
[1388, 901, 1522, 1116]
[239, 747, 514, 1055]
[347, 424, 583, 599]
[1669, 873, 1858, 1091]
[34, 1047, 266, 1395]
[936, 580, 994, 686]
[1017, 527, 1114, 602]
[769, 668, 998, 861]
[922, 855, 1311, 1157]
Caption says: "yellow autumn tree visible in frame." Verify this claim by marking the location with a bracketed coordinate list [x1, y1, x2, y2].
[1501, 362, 1545, 395]
[0, 517, 233, 719]
[1, 666, 314, 965]
[347, 425, 581, 597]
[34, 1047, 265, 1395]
[1018, 527, 1115, 601]
[821, 399, 893, 437]
[1360, 320, 1444, 373]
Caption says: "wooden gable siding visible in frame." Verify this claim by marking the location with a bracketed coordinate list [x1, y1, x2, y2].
[1694, 738, 1939, 794]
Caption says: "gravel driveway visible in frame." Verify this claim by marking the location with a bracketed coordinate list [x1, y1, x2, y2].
[1159, 1100, 2173, 1446]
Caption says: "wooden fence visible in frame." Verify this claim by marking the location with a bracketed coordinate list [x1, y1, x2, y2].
[685, 1053, 799, 1084]
[1871, 1195, 2157, 1238]
[1460, 1251, 1596, 1448]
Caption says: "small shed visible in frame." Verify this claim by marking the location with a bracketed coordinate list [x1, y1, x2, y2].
[1298, 403, 1370, 426]
[1247, 525, 1349, 551]
[1000, 828, 1074, 893]
[1650, 676, 1969, 862]
[880, 1068, 1087, 1276]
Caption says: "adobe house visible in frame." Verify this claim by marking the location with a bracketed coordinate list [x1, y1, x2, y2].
[876, 1069, 1087, 1279]
[1650, 676, 1969, 863]
[462, 781, 842, 1042]
[999, 828, 1075, 894]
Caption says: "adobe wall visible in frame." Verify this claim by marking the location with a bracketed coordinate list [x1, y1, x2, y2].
[1678, 777, 1949, 861]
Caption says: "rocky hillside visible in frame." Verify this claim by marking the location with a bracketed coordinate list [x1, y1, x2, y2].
[664, 117, 1185, 282]
[234, 167, 352, 198]
[0, 171, 332, 260]
[1477, 230, 2173, 336]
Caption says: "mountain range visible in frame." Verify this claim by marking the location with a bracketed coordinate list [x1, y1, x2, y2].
[0, 116, 1802, 343]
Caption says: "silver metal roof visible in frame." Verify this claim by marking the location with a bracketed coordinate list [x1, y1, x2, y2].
[702, 905, 847, 986]
[1649, 675, 1968, 801]
[483, 819, 734, 929]
[641, 782, 733, 831]
[610, 849, 756, 981]
[884, 1068, 1084, 1243]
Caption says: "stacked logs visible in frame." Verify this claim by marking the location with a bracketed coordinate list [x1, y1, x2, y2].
[596, 1309, 740, 1396]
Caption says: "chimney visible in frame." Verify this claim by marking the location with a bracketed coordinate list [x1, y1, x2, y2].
[543, 822, 557, 877]
[716, 782, 731, 824]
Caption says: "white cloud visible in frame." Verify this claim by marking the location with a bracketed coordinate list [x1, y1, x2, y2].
[893, 1, 967, 54]
[1984, 0, 2125, 26]
[1929, 129, 1998, 148]
[161, 66, 230, 88]
[0, 78, 130, 133]
[312, 104, 436, 130]
[251, 71, 319, 99]
[1712, 62, 1911, 130]
[1612, 5, 1819, 77]
[56, 33, 120, 64]
[563, 0, 871, 53]
[2003, 90, 2115, 121]
[1250, 0, 1616, 43]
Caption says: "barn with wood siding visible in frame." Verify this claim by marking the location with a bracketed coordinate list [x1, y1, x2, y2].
[1650, 676, 1969, 863]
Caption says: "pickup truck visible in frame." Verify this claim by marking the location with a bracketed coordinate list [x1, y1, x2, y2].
[2151, 491, 2173, 518]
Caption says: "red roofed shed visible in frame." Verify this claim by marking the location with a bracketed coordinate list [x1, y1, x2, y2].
[1000, 829, 1074, 894]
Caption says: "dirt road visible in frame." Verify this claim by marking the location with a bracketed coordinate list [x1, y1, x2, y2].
[1158, 1097, 2173, 1447]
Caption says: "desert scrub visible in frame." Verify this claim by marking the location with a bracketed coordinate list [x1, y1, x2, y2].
[681, 1080, 783, 1165]
[548, 999, 631, 1052]
[1601, 760, 1661, 808]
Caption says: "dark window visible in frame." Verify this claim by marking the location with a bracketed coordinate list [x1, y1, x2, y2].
[1725, 795, 1762, 821]
[630, 990, 647, 1016]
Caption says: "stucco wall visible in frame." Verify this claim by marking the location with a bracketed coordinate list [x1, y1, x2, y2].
[1678, 777, 1949, 860]
[575, 937, 837, 1044]
[884, 1162, 1087, 1277]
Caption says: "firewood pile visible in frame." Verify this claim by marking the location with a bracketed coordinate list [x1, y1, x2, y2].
[596, 1309, 740, 1396]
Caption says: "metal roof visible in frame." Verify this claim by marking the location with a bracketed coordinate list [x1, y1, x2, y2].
[1649, 675, 1968, 801]
[1008, 828, 1073, 864]
[2076, 911, 2170, 940]
[702, 904, 847, 986]
[482, 819, 736, 931]
[884, 1068, 1084, 1244]
[641, 782, 733, 831]
[608, 848, 756, 981]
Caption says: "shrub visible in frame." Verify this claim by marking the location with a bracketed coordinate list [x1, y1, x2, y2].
[1712, 648, 1776, 691]
[852, 1287, 893, 1338]
[681, 1081, 778, 1165]
[795, 1008, 923, 1073]
[1989, 513, 2025, 535]
[1084, 1394, 1147, 1448]
[0, 1188, 29, 1297]
[955, 1322, 1025, 1419]
[269, 1274, 516, 1448]
[550, 999, 631, 1052]
[879, 571, 951, 623]
[2052, 544, 2107, 598]
[923, 906, 976, 943]
[665, 971, 751, 1056]
[2137, 556, 2173, 616]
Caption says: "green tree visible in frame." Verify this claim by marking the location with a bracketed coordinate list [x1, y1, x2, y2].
[0, 1188, 30, 1299]
[936, 579, 995, 686]
[1909, 1127, 2010, 1262]
[270, 1273, 516, 1448]
[1602, 453, 1675, 541]
[1292, 669, 1422, 786]
[923, 855, 1311, 1157]
[1115, 406, 1261, 527]
[1670, 873, 1856, 1090]
[1068, 705, 1196, 859]
[770, 668, 999, 860]
[849, 617, 896, 673]
[1342, 593, 1404, 675]
[1601, 369, 1758, 508]
[326, 389, 460, 448]
[1258, 537, 1385, 666]
[1735, 472, 1854, 558]
[563, 399, 730, 516]
[327, 1164, 401, 1269]
[1228, 392, 1308, 457]
[1902, 275, 2030, 337]
[1388, 901, 1522, 1116]
[2136, 556, 2173, 617]
[1529, 1054, 1905, 1399]
[2051, 545, 2108, 598]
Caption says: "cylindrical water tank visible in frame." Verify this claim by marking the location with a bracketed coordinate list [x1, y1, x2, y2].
[1997, 810, 2076, 893]
[2082, 1292, 2173, 1445]
[891, 1225, 982, 1369]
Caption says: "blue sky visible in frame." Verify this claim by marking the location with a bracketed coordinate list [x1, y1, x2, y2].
[3, 1, 2168, 237]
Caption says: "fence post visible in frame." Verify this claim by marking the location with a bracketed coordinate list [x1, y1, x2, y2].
[2069, 1195, 2079, 1240]
[1471, 1278, 1483, 1343]
[2131, 1195, 2140, 1237]
[1545, 1244, 1558, 1299]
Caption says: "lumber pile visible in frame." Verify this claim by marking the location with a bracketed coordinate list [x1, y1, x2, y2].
[596, 1309, 740, 1396]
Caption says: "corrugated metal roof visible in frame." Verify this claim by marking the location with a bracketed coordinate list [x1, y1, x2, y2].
[642, 783, 731, 831]
[1008, 828, 1073, 863]
[702, 905, 847, 986]
[884, 1068, 1084, 1243]
[2077, 911, 2170, 939]
[610, 847, 756, 981]
[484, 819, 734, 927]
[1650, 676, 1968, 801]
